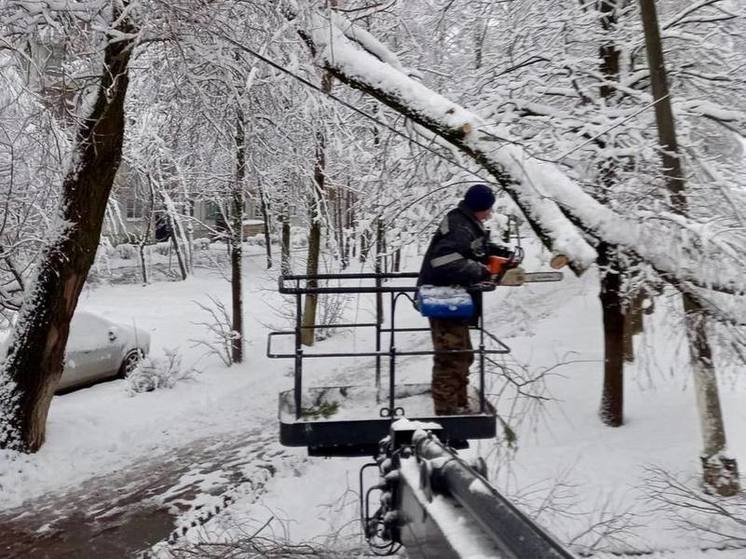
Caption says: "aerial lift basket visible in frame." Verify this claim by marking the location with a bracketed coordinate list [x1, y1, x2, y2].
[268, 272, 511, 457]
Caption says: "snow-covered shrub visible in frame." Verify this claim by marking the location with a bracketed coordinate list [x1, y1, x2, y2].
[153, 241, 172, 256]
[115, 243, 137, 260]
[245, 234, 265, 247]
[157, 507, 365, 557]
[91, 237, 116, 281]
[192, 237, 211, 251]
[315, 291, 351, 341]
[97, 236, 116, 259]
[189, 296, 237, 366]
[126, 348, 198, 394]
[290, 226, 308, 248]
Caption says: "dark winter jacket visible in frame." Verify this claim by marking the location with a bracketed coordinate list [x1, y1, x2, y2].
[418, 201, 512, 288]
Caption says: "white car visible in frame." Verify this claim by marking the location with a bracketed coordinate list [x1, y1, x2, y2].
[57, 311, 151, 391]
[1, 311, 150, 391]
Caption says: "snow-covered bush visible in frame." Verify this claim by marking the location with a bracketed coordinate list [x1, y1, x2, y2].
[97, 237, 116, 259]
[315, 291, 351, 341]
[189, 296, 237, 366]
[115, 243, 137, 260]
[245, 234, 265, 247]
[290, 226, 308, 248]
[192, 237, 211, 251]
[153, 241, 172, 256]
[126, 349, 198, 394]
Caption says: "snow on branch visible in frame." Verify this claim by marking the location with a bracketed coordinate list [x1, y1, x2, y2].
[678, 100, 745, 135]
[662, 0, 739, 30]
[329, 11, 406, 74]
[285, 8, 746, 293]
[296, 11, 597, 271]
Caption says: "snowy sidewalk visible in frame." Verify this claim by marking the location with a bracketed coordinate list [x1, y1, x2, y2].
[0, 427, 303, 559]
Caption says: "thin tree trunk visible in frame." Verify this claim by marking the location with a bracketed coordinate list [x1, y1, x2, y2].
[345, 188, 354, 262]
[598, 243, 625, 427]
[360, 230, 370, 263]
[336, 187, 346, 268]
[623, 290, 646, 362]
[639, 0, 739, 495]
[302, 218, 322, 346]
[301, 72, 332, 347]
[596, 0, 626, 427]
[161, 190, 188, 281]
[281, 201, 291, 275]
[230, 106, 246, 364]
[139, 244, 148, 284]
[168, 215, 187, 279]
[393, 235, 401, 272]
[184, 204, 194, 273]
[0, 15, 135, 452]
[260, 188, 272, 269]
[375, 216, 384, 323]
[139, 175, 157, 285]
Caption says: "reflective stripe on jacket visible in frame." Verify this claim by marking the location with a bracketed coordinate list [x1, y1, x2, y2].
[418, 201, 498, 287]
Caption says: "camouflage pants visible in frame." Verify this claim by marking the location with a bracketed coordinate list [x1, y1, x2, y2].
[429, 318, 474, 414]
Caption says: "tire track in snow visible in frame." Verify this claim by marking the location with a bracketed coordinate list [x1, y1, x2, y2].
[0, 428, 304, 559]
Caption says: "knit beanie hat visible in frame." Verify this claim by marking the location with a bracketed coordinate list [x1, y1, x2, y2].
[464, 184, 496, 211]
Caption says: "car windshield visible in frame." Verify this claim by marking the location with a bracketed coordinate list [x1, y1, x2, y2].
[67, 313, 111, 352]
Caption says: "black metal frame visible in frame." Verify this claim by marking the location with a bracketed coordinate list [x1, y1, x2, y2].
[268, 272, 510, 421]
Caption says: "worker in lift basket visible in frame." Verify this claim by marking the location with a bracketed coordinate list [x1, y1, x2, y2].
[417, 184, 518, 416]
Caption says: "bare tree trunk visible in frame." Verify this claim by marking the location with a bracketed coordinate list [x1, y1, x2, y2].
[281, 205, 291, 276]
[596, 0, 626, 427]
[639, 0, 739, 495]
[301, 73, 332, 347]
[230, 106, 246, 364]
[138, 174, 157, 285]
[345, 187, 354, 262]
[623, 290, 646, 362]
[260, 188, 272, 269]
[302, 216, 322, 346]
[393, 237, 401, 272]
[161, 191, 188, 281]
[0, 16, 135, 452]
[359, 230, 370, 263]
[336, 187, 346, 268]
[598, 243, 625, 427]
[375, 216, 385, 321]
[184, 202, 194, 273]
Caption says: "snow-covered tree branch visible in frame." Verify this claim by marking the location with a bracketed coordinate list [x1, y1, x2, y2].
[281, 6, 746, 297]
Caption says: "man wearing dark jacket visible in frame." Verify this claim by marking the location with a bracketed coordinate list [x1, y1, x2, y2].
[418, 184, 514, 415]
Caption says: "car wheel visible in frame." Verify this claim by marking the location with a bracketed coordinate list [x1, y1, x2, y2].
[119, 350, 143, 378]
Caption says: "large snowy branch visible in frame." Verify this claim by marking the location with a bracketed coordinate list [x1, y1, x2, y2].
[286, 9, 596, 271]
[280, 9, 746, 293]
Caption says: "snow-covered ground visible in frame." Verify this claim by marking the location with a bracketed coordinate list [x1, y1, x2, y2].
[1, 242, 744, 557]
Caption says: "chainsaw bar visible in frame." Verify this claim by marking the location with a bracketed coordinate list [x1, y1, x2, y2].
[523, 271, 563, 283]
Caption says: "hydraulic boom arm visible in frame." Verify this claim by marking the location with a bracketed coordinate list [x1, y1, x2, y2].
[362, 422, 575, 558]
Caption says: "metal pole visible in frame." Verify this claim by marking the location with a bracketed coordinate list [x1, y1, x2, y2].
[388, 292, 396, 415]
[479, 305, 486, 414]
[375, 274, 382, 400]
[294, 292, 303, 419]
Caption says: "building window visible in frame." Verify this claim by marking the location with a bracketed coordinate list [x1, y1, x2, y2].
[206, 201, 223, 221]
[125, 197, 144, 220]
[252, 203, 263, 219]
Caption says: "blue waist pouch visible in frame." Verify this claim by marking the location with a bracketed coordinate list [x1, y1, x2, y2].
[416, 285, 474, 318]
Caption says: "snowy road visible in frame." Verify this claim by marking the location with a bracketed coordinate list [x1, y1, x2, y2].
[0, 428, 303, 559]
[1, 254, 744, 558]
